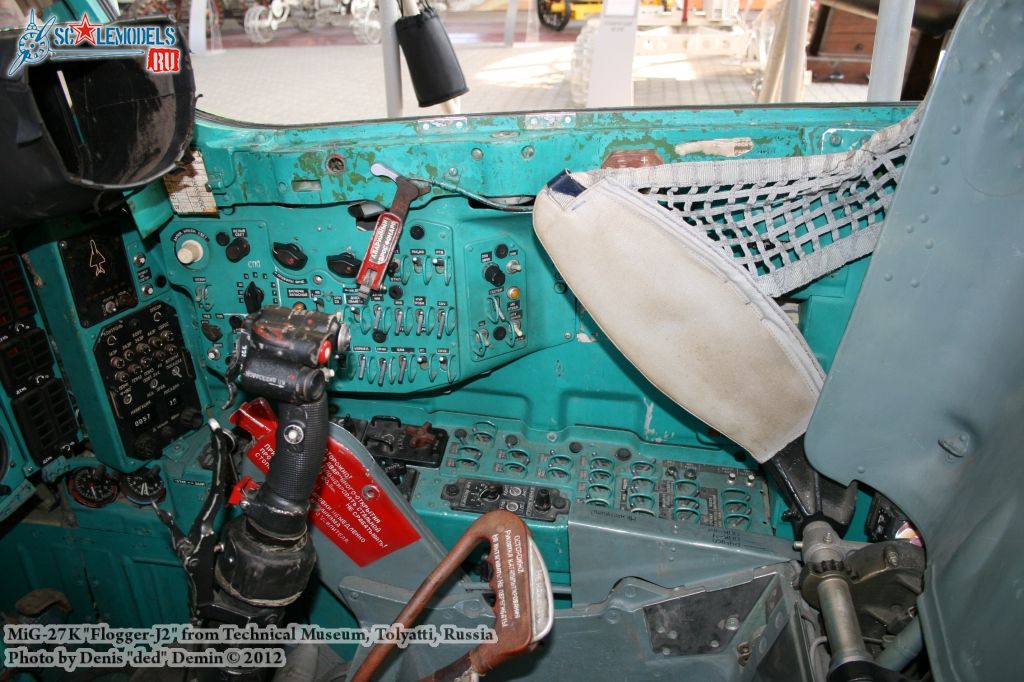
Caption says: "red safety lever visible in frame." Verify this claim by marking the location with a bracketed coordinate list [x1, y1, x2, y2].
[355, 164, 429, 299]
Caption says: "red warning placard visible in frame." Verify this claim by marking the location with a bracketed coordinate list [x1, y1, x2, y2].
[230, 399, 421, 567]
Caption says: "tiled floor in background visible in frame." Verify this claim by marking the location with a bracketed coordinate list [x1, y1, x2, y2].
[192, 13, 868, 125]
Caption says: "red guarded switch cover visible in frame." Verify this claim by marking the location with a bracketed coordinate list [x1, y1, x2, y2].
[230, 399, 421, 567]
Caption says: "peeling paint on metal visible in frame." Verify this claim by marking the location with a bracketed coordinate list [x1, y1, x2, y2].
[674, 137, 755, 158]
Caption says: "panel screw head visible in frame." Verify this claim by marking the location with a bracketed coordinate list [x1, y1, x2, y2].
[325, 155, 346, 174]
[283, 425, 304, 444]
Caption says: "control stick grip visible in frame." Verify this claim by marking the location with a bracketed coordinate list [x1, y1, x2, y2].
[250, 395, 328, 537]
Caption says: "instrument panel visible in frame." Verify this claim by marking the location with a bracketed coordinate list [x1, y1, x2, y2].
[93, 301, 203, 460]
[164, 203, 569, 398]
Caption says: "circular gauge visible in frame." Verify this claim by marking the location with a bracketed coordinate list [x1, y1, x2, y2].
[67, 466, 120, 508]
[120, 465, 167, 506]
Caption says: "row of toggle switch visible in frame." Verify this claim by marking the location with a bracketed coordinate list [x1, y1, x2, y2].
[351, 352, 457, 386]
[349, 305, 456, 341]
[394, 254, 453, 286]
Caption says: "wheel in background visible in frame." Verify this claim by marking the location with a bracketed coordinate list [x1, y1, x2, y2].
[537, 0, 570, 31]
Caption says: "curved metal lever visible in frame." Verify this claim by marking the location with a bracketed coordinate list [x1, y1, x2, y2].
[351, 510, 553, 682]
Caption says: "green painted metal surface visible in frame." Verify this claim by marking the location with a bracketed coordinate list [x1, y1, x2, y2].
[0, 103, 915, 669]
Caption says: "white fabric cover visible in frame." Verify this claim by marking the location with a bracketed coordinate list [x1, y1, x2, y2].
[534, 176, 824, 462]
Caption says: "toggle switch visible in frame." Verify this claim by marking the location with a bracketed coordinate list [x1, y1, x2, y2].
[489, 296, 506, 323]
[394, 307, 405, 335]
[436, 309, 447, 339]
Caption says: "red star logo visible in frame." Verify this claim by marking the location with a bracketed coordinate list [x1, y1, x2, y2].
[69, 14, 98, 45]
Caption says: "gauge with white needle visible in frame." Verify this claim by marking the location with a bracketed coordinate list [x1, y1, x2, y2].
[121, 465, 167, 506]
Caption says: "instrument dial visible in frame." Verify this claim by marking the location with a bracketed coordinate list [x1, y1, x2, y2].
[120, 465, 167, 506]
[66, 466, 120, 508]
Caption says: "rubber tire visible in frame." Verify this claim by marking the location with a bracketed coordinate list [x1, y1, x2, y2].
[537, 0, 570, 31]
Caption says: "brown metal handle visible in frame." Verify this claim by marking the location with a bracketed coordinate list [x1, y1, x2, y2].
[351, 510, 543, 682]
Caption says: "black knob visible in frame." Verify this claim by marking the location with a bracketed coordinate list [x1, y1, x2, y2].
[180, 407, 204, 430]
[135, 434, 160, 459]
[327, 253, 361, 278]
[225, 237, 251, 263]
[348, 200, 386, 221]
[483, 263, 506, 287]
[535, 488, 551, 511]
[372, 329, 388, 343]
[229, 315, 244, 330]
[481, 484, 502, 502]
[272, 242, 308, 271]
[244, 282, 264, 314]
[495, 243, 509, 259]
[215, 232, 231, 246]
[409, 225, 425, 240]
[388, 285, 404, 301]
[493, 326, 507, 341]
[201, 322, 223, 342]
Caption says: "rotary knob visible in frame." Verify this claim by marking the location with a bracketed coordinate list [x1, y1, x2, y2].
[176, 239, 205, 265]
[483, 263, 506, 287]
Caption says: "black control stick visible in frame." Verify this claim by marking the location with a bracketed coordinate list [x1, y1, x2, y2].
[229, 306, 346, 538]
[157, 305, 349, 680]
[215, 306, 348, 616]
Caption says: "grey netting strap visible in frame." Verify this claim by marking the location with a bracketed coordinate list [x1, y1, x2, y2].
[568, 109, 921, 297]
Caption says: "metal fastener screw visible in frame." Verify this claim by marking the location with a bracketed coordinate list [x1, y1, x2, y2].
[326, 155, 346, 174]
[283, 425, 304, 444]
